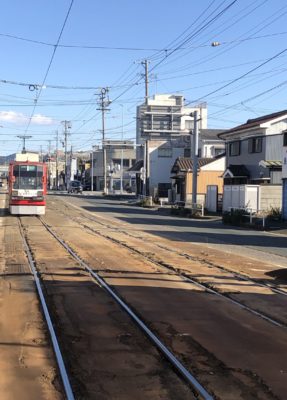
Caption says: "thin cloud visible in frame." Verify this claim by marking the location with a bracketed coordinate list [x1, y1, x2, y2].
[0, 110, 54, 125]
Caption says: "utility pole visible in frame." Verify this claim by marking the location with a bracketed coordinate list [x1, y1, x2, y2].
[17, 135, 32, 153]
[70, 145, 73, 182]
[141, 59, 150, 104]
[120, 104, 124, 194]
[143, 141, 147, 196]
[140, 60, 150, 195]
[191, 111, 199, 206]
[91, 149, 94, 192]
[55, 130, 59, 190]
[61, 120, 71, 190]
[97, 88, 110, 194]
[47, 139, 52, 189]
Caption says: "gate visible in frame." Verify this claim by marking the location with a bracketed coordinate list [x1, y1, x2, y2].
[206, 185, 218, 212]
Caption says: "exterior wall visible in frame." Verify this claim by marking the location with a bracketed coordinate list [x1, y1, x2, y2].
[222, 184, 282, 212]
[200, 141, 225, 158]
[282, 145, 287, 219]
[185, 171, 224, 196]
[149, 142, 183, 196]
[265, 134, 283, 160]
[92, 146, 136, 190]
[259, 185, 282, 210]
[224, 126, 284, 183]
[136, 94, 208, 148]
[201, 157, 225, 171]
[148, 138, 225, 197]
[226, 134, 267, 179]
[265, 118, 287, 135]
[283, 180, 287, 219]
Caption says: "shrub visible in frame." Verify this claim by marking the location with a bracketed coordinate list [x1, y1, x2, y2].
[222, 208, 246, 226]
[266, 206, 282, 220]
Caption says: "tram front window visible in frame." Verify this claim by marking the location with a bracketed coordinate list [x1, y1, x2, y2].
[13, 165, 43, 189]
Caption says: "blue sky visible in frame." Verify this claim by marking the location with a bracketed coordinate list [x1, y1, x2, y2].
[1, 0, 287, 155]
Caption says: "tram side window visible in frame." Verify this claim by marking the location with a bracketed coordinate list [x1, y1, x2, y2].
[13, 165, 43, 189]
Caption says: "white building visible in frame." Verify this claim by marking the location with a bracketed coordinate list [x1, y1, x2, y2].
[136, 94, 223, 198]
[282, 132, 287, 219]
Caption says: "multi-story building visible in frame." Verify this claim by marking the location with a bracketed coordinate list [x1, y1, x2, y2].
[90, 141, 136, 191]
[219, 110, 287, 211]
[135, 94, 223, 198]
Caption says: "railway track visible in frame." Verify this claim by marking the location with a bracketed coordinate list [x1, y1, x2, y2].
[18, 213, 213, 399]
[49, 201, 287, 329]
[35, 216, 213, 400]
[18, 217, 75, 400]
[15, 200, 285, 399]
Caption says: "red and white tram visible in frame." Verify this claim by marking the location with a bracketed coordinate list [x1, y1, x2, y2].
[9, 159, 47, 215]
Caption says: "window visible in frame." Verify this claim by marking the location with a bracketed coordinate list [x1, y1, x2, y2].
[229, 141, 240, 156]
[158, 147, 172, 158]
[184, 148, 191, 157]
[184, 148, 201, 157]
[284, 132, 287, 146]
[248, 137, 262, 153]
[185, 120, 193, 130]
[13, 164, 43, 189]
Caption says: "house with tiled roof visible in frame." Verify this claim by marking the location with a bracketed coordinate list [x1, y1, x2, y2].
[170, 155, 225, 210]
[218, 110, 287, 212]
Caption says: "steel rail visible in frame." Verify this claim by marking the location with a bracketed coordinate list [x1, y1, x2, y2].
[88, 220, 286, 329]
[19, 219, 75, 400]
[57, 210, 286, 330]
[55, 199, 287, 299]
[39, 217, 213, 400]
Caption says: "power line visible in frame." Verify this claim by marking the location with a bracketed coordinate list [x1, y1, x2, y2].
[185, 45, 287, 105]
[0, 32, 182, 52]
[24, 0, 75, 134]
[149, 0, 239, 73]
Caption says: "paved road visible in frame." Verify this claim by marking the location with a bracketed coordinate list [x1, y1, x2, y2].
[56, 194, 287, 267]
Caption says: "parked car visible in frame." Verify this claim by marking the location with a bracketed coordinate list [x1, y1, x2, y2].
[68, 181, 83, 194]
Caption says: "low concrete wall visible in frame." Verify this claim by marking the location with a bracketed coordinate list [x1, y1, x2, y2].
[260, 185, 282, 210]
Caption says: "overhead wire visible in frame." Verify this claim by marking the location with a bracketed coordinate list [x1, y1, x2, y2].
[149, 0, 239, 73]
[24, 0, 75, 135]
